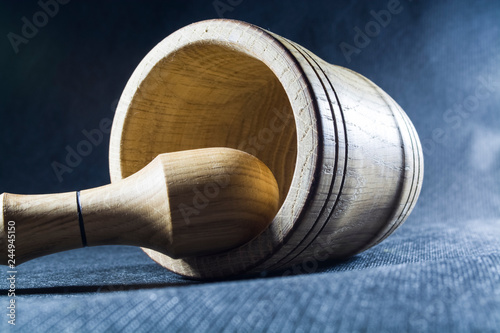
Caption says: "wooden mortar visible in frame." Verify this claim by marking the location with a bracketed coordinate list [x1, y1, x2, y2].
[109, 19, 424, 279]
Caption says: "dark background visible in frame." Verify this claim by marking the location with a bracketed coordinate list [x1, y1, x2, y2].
[0, 0, 499, 332]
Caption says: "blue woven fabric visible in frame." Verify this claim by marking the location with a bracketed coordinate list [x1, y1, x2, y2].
[2, 217, 500, 332]
[0, 0, 499, 331]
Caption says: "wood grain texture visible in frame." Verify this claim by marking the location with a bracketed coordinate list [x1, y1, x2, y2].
[109, 19, 424, 279]
[0, 148, 279, 263]
[0, 192, 81, 264]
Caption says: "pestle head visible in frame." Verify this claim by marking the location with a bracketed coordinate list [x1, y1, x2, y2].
[81, 147, 281, 259]
[158, 148, 280, 258]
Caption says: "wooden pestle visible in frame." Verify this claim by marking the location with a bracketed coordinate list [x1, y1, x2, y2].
[0, 148, 279, 264]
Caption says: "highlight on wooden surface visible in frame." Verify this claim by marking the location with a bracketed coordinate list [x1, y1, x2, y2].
[110, 19, 424, 279]
[0, 148, 280, 264]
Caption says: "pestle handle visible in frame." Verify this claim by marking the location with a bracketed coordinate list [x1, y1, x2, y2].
[0, 148, 279, 265]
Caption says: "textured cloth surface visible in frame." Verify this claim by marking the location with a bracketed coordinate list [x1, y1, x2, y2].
[2, 218, 500, 332]
[0, 0, 499, 332]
